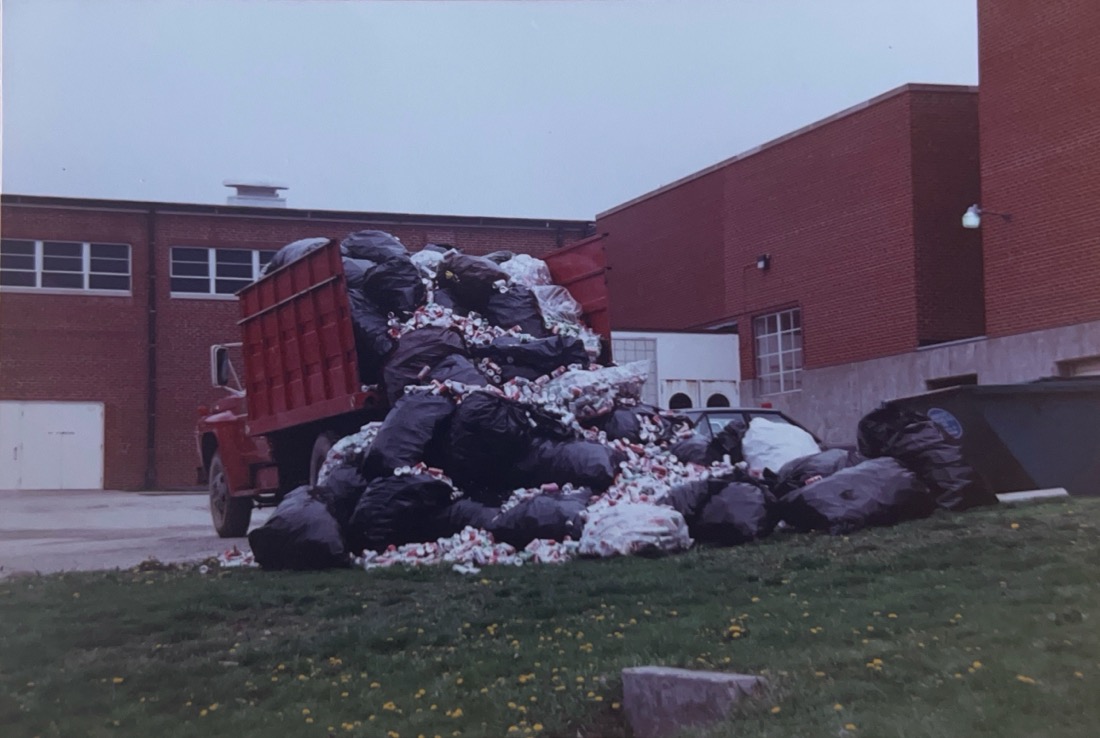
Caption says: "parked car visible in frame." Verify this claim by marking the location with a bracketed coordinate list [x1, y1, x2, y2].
[681, 408, 825, 446]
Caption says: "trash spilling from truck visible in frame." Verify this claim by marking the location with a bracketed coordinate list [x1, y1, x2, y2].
[222, 230, 996, 572]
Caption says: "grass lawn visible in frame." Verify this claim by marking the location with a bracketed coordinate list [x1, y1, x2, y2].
[2, 497, 1098, 738]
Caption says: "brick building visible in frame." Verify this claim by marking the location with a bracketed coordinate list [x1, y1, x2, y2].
[599, 0, 1100, 443]
[0, 194, 592, 489]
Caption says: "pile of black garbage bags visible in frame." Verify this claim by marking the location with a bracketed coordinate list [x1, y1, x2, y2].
[248, 389, 648, 570]
[662, 403, 998, 547]
[249, 397, 997, 570]
[263, 230, 581, 395]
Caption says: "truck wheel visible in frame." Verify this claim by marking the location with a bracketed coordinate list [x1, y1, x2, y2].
[309, 430, 342, 487]
[209, 451, 252, 538]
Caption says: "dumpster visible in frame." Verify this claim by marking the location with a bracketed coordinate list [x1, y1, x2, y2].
[888, 379, 1100, 497]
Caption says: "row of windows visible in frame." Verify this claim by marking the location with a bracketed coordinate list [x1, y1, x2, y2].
[0, 240, 132, 292]
[0, 241, 277, 296]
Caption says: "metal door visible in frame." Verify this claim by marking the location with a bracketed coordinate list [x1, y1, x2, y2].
[0, 401, 105, 489]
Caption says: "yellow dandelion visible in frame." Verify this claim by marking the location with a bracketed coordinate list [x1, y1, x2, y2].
[770, 706, 781, 714]
[383, 701, 397, 711]
[611, 702, 621, 710]
[200, 709, 208, 717]
[834, 703, 843, 711]
[887, 613, 898, 619]
[533, 724, 544, 732]
[305, 717, 314, 724]
[814, 671, 827, 677]
[1010, 522, 1020, 529]
[845, 723, 857, 731]
[1016, 674, 1037, 684]
[209, 703, 219, 711]
[112, 677, 124, 684]
[371, 681, 381, 688]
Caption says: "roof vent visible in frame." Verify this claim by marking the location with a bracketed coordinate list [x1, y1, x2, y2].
[223, 180, 288, 208]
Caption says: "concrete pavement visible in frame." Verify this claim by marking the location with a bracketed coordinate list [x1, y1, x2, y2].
[0, 488, 270, 577]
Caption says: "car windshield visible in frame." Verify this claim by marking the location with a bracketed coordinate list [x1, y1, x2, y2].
[704, 412, 792, 437]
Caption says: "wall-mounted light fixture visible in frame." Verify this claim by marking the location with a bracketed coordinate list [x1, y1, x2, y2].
[756, 254, 771, 271]
[962, 204, 1013, 229]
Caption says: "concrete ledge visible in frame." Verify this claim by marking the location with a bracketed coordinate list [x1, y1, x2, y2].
[622, 666, 766, 738]
[996, 488, 1069, 503]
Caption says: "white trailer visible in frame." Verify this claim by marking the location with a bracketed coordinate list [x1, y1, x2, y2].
[611, 331, 740, 410]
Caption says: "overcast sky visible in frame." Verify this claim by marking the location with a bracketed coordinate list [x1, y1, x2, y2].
[2, 0, 977, 219]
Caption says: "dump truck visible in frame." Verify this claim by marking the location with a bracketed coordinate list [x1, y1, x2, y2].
[195, 235, 611, 536]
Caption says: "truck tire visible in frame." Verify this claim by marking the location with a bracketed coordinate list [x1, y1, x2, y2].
[309, 430, 342, 487]
[209, 451, 253, 538]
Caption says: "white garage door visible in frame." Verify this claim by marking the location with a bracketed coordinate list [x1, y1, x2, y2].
[0, 402, 105, 490]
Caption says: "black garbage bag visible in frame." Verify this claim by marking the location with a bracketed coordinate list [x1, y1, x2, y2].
[779, 458, 936, 535]
[430, 286, 468, 314]
[363, 393, 456, 476]
[436, 497, 500, 535]
[481, 285, 549, 337]
[322, 465, 372, 527]
[473, 335, 587, 382]
[484, 250, 516, 264]
[428, 354, 489, 387]
[667, 475, 776, 545]
[671, 434, 711, 465]
[438, 252, 509, 308]
[512, 439, 618, 491]
[624, 404, 691, 445]
[263, 237, 332, 276]
[770, 449, 862, 498]
[362, 255, 427, 316]
[342, 257, 377, 291]
[670, 426, 739, 466]
[708, 421, 744, 464]
[445, 392, 534, 497]
[382, 326, 467, 404]
[248, 486, 348, 570]
[347, 474, 455, 554]
[348, 290, 396, 383]
[595, 406, 644, 443]
[340, 230, 408, 262]
[857, 405, 997, 511]
[695, 481, 777, 545]
[489, 493, 587, 548]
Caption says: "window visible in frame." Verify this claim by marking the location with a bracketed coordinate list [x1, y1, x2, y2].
[0, 239, 131, 293]
[611, 336, 660, 406]
[754, 308, 802, 395]
[170, 247, 276, 296]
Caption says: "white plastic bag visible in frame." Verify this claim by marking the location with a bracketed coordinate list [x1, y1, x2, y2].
[411, 249, 444, 280]
[500, 254, 552, 287]
[578, 502, 693, 557]
[540, 362, 649, 420]
[741, 417, 821, 476]
[531, 284, 583, 325]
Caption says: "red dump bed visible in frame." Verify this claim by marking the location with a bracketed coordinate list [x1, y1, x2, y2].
[238, 236, 610, 437]
[237, 242, 368, 437]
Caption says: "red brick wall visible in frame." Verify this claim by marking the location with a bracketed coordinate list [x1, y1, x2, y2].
[597, 87, 981, 384]
[910, 91, 985, 344]
[597, 168, 727, 330]
[978, 0, 1100, 336]
[724, 92, 919, 378]
[0, 206, 150, 489]
[2, 202, 589, 489]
